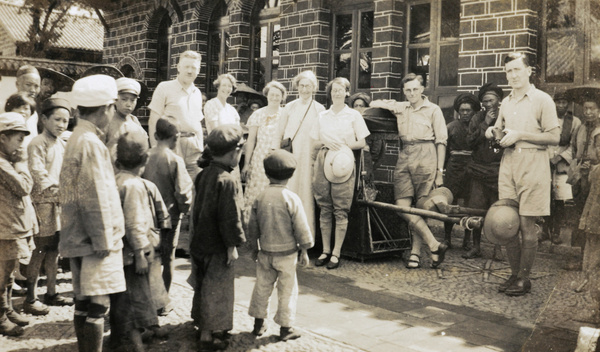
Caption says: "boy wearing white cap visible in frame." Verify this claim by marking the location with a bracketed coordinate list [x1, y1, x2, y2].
[59, 75, 126, 351]
[0, 112, 38, 336]
[106, 77, 148, 168]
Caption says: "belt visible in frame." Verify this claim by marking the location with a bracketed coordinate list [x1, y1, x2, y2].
[401, 140, 433, 146]
[507, 147, 547, 153]
[180, 132, 197, 138]
[450, 150, 472, 156]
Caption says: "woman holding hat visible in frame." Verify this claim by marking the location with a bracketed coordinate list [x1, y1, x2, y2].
[275, 71, 326, 236]
[242, 81, 287, 224]
[204, 74, 241, 134]
[311, 77, 370, 269]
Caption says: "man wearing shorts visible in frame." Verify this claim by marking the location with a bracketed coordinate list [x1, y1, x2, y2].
[370, 73, 449, 269]
[485, 52, 560, 296]
[60, 75, 126, 351]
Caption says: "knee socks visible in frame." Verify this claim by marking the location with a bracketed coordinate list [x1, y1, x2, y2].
[73, 299, 90, 352]
[83, 303, 107, 352]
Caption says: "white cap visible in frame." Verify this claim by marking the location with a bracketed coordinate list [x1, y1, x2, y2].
[116, 77, 141, 96]
[72, 74, 117, 107]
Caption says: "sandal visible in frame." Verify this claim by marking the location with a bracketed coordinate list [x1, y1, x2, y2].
[405, 254, 421, 269]
[431, 243, 448, 268]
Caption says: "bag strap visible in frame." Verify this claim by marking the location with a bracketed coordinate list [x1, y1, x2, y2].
[289, 99, 313, 143]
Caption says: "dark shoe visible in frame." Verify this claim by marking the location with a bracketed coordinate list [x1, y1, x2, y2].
[315, 253, 330, 267]
[0, 316, 24, 336]
[431, 243, 448, 268]
[252, 318, 266, 336]
[174, 248, 190, 258]
[405, 254, 421, 269]
[326, 256, 340, 270]
[198, 338, 229, 351]
[157, 303, 173, 316]
[279, 327, 301, 341]
[6, 310, 29, 326]
[504, 278, 532, 296]
[461, 249, 481, 259]
[23, 299, 50, 316]
[44, 293, 74, 306]
[498, 275, 518, 293]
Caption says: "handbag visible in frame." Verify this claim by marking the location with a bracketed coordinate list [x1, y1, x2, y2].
[280, 99, 313, 153]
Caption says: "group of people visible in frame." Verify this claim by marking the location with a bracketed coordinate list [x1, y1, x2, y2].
[1, 47, 599, 350]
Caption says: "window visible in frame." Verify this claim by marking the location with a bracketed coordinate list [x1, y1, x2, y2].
[250, 0, 280, 93]
[541, 0, 600, 85]
[332, 6, 373, 92]
[405, 0, 460, 120]
[207, 0, 230, 94]
[157, 12, 172, 84]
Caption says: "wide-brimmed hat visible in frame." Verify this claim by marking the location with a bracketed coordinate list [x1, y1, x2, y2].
[324, 145, 355, 184]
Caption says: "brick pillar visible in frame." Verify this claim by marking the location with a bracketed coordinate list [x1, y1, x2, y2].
[459, 0, 539, 92]
[228, 2, 252, 85]
[372, 0, 405, 100]
[279, 0, 330, 104]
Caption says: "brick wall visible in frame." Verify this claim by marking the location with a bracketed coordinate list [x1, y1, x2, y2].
[459, 0, 539, 93]
[278, 0, 331, 104]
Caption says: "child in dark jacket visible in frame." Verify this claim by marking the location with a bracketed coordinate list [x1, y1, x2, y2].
[247, 149, 314, 341]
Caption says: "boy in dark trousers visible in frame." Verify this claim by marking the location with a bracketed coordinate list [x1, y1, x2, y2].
[247, 149, 313, 341]
[190, 125, 246, 351]
[143, 117, 192, 299]
[0, 112, 38, 336]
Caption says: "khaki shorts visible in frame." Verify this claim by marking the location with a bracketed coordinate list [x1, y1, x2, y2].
[393, 142, 437, 202]
[70, 249, 126, 297]
[0, 237, 33, 261]
[499, 148, 551, 216]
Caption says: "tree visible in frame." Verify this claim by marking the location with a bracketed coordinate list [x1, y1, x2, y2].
[19, 0, 118, 58]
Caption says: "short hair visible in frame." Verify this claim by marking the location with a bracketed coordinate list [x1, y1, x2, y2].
[213, 74, 237, 91]
[504, 52, 531, 67]
[155, 117, 179, 140]
[4, 93, 36, 113]
[179, 50, 201, 63]
[262, 81, 287, 101]
[292, 70, 318, 91]
[401, 73, 424, 87]
[326, 77, 351, 97]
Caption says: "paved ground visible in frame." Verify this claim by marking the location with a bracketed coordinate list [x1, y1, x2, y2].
[0, 222, 593, 351]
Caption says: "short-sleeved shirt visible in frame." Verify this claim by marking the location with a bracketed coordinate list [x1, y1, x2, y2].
[373, 97, 448, 145]
[148, 80, 204, 136]
[496, 85, 560, 149]
[204, 98, 240, 131]
[310, 105, 370, 145]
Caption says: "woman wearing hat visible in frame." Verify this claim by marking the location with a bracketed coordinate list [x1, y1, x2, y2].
[242, 81, 287, 224]
[443, 93, 480, 249]
[204, 74, 241, 134]
[275, 71, 326, 236]
[311, 77, 370, 269]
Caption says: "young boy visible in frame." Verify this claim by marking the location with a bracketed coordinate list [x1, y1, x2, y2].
[0, 112, 38, 336]
[247, 149, 313, 341]
[59, 75, 126, 352]
[190, 125, 246, 351]
[142, 117, 192, 299]
[24, 98, 72, 317]
[106, 77, 147, 168]
[112, 130, 170, 351]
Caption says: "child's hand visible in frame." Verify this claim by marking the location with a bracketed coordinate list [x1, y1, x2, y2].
[227, 246, 238, 266]
[299, 250, 309, 267]
[135, 252, 149, 274]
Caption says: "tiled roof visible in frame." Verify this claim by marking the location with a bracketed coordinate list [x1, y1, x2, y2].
[0, 1, 103, 52]
[0, 56, 96, 76]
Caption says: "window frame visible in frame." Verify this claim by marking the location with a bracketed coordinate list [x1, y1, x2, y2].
[330, 3, 374, 94]
[207, 1, 230, 95]
[249, 3, 280, 93]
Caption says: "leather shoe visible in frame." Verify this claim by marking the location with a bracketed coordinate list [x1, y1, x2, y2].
[504, 278, 531, 296]
[431, 243, 448, 268]
[498, 275, 518, 293]
[315, 253, 330, 267]
[326, 256, 340, 270]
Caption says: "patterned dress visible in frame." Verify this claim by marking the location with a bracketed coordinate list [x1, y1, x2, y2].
[243, 107, 281, 223]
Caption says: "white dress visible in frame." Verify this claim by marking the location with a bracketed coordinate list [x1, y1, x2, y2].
[279, 99, 325, 236]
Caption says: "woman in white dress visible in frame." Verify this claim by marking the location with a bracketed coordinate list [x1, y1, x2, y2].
[276, 71, 325, 236]
[242, 81, 287, 224]
[204, 74, 241, 133]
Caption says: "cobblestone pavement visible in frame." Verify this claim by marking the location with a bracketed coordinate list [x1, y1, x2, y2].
[0, 222, 588, 351]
